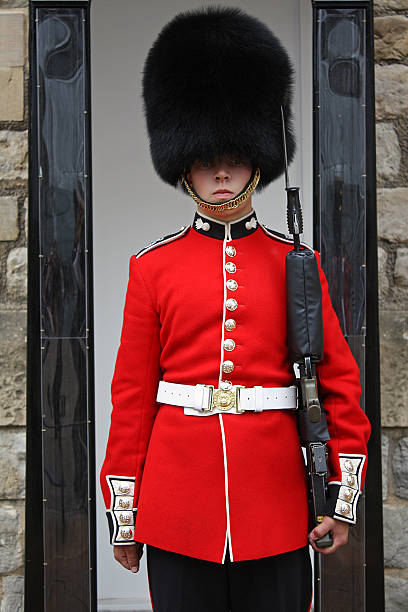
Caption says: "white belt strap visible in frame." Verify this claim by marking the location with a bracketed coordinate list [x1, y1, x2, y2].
[156, 381, 297, 416]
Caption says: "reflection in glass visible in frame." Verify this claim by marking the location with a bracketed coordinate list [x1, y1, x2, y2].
[35, 7, 92, 611]
[37, 9, 87, 338]
[317, 8, 366, 340]
[315, 7, 367, 612]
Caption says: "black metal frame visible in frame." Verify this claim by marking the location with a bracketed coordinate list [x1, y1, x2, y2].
[312, 1, 384, 610]
[26, 1, 96, 610]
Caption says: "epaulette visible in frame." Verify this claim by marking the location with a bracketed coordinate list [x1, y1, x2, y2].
[260, 224, 313, 251]
[136, 225, 190, 258]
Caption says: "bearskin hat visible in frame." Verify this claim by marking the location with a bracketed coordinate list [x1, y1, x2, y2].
[142, 6, 296, 191]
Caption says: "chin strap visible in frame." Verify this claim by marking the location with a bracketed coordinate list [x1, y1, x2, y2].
[181, 167, 261, 212]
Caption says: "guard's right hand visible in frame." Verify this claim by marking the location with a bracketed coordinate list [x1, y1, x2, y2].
[114, 542, 144, 573]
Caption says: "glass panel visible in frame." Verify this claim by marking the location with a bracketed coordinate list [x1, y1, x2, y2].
[37, 8, 87, 338]
[317, 8, 366, 340]
[42, 337, 89, 611]
[315, 7, 367, 612]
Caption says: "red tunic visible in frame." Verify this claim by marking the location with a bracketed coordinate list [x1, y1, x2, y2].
[100, 209, 371, 563]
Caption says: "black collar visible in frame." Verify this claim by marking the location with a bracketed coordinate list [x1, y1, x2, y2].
[192, 209, 259, 240]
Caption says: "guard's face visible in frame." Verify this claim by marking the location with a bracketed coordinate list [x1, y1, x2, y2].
[187, 155, 252, 204]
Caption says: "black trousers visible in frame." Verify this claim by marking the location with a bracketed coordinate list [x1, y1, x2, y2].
[146, 543, 312, 612]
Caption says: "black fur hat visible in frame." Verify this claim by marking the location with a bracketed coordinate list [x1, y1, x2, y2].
[142, 6, 296, 190]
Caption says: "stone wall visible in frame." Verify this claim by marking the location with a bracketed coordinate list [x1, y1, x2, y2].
[374, 1, 408, 611]
[0, 1, 28, 609]
[0, 0, 406, 610]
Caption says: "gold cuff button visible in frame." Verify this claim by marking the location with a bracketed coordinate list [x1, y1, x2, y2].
[340, 503, 351, 516]
[346, 474, 356, 487]
[344, 459, 354, 472]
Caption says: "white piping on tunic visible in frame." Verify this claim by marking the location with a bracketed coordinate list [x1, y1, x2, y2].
[219, 221, 233, 563]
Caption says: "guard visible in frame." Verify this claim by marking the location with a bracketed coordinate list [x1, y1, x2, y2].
[100, 7, 371, 611]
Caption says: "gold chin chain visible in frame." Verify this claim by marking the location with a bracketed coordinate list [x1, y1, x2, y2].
[181, 167, 261, 212]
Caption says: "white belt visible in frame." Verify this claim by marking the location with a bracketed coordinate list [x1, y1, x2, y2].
[156, 381, 297, 416]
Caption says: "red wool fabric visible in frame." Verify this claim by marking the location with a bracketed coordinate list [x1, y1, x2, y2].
[100, 218, 371, 563]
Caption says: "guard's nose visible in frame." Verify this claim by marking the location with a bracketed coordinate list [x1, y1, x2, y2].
[214, 164, 231, 181]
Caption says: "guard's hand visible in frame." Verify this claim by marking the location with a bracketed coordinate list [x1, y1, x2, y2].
[113, 542, 144, 572]
[308, 516, 349, 555]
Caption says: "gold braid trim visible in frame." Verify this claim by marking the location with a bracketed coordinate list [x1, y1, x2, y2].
[181, 168, 260, 212]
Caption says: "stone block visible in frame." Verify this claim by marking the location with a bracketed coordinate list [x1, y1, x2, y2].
[393, 438, 408, 499]
[375, 16, 408, 61]
[0, 575, 23, 612]
[23, 196, 27, 242]
[0, 66, 23, 121]
[0, 504, 23, 572]
[382, 434, 389, 501]
[375, 65, 408, 121]
[395, 248, 408, 287]
[0, 196, 18, 241]
[378, 246, 389, 298]
[0, 130, 28, 182]
[6, 246, 26, 299]
[377, 188, 408, 244]
[376, 123, 401, 183]
[0, 310, 26, 426]
[385, 575, 408, 612]
[383, 505, 408, 568]
[0, 430, 25, 499]
[375, 0, 408, 10]
[0, 10, 25, 66]
[380, 311, 408, 427]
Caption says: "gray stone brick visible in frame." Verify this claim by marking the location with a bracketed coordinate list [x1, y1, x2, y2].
[6, 246, 27, 299]
[378, 246, 389, 298]
[395, 248, 408, 288]
[0, 505, 23, 573]
[377, 188, 408, 244]
[0, 430, 25, 499]
[380, 311, 408, 427]
[393, 438, 408, 499]
[383, 435, 389, 501]
[0, 197, 18, 241]
[0, 130, 28, 182]
[0, 310, 26, 426]
[0, 575, 23, 612]
[376, 123, 401, 183]
[383, 505, 408, 568]
[375, 65, 408, 121]
[374, 16, 408, 62]
[385, 575, 408, 612]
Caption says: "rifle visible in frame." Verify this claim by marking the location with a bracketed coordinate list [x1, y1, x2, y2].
[281, 106, 333, 549]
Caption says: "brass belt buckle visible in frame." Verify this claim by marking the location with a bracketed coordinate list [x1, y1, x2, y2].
[213, 388, 236, 411]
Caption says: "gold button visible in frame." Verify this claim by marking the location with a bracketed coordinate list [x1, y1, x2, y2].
[226, 246, 236, 257]
[118, 484, 130, 494]
[226, 279, 238, 291]
[118, 498, 130, 509]
[224, 339, 235, 351]
[226, 298, 238, 311]
[344, 488, 353, 502]
[340, 503, 350, 516]
[346, 474, 356, 487]
[225, 319, 236, 331]
[119, 514, 131, 524]
[344, 459, 354, 472]
[120, 528, 133, 540]
[225, 262, 236, 273]
[222, 360, 234, 373]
